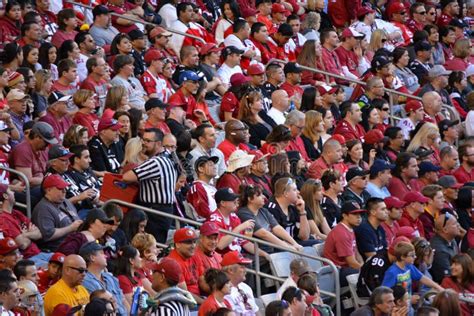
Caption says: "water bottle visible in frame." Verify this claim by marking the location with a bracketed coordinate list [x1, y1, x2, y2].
[130, 287, 141, 316]
[289, 100, 295, 112]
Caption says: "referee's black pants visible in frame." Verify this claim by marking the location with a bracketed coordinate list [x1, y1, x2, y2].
[139, 202, 174, 244]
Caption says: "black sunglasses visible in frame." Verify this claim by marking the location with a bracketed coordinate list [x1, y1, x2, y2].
[68, 266, 87, 274]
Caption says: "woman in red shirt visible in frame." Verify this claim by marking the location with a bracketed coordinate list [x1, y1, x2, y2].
[72, 89, 99, 137]
[116, 245, 144, 306]
[198, 269, 232, 316]
[441, 254, 474, 316]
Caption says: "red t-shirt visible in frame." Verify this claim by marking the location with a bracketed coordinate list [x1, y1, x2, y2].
[219, 91, 239, 121]
[286, 136, 310, 162]
[387, 176, 418, 201]
[440, 277, 474, 316]
[280, 81, 304, 99]
[217, 140, 250, 162]
[380, 221, 400, 246]
[397, 211, 425, 238]
[10, 141, 47, 180]
[73, 112, 99, 138]
[107, 4, 138, 33]
[167, 250, 200, 295]
[39, 111, 73, 144]
[333, 119, 366, 142]
[215, 173, 247, 195]
[37, 269, 59, 294]
[453, 165, 474, 184]
[117, 274, 143, 295]
[144, 120, 171, 135]
[198, 295, 231, 316]
[334, 46, 360, 78]
[323, 223, 356, 268]
[193, 246, 222, 277]
[51, 81, 78, 96]
[0, 210, 41, 258]
[209, 210, 245, 254]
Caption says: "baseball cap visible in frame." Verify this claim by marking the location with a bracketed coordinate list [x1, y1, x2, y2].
[330, 134, 346, 145]
[272, 3, 290, 16]
[403, 191, 430, 204]
[370, 159, 395, 175]
[199, 43, 223, 56]
[32, 122, 58, 144]
[149, 26, 172, 38]
[341, 27, 365, 39]
[341, 202, 366, 215]
[84, 298, 110, 316]
[230, 73, 250, 87]
[194, 156, 219, 171]
[52, 304, 82, 316]
[6, 89, 29, 102]
[438, 175, 462, 189]
[250, 150, 269, 162]
[48, 91, 72, 105]
[144, 49, 164, 64]
[371, 55, 391, 70]
[42, 174, 70, 190]
[92, 5, 111, 18]
[414, 41, 432, 53]
[418, 161, 441, 176]
[428, 65, 451, 78]
[48, 145, 73, 161]
[97, 117, 122, 132]
[0, 121, 12, 132]
[405, 100, 423, 113]
[357, 6, 375, 18]
[364, 129, 385, 145]
[129, 29, 145, 41]
[449, 18, 467, 28]
[388, 2, 407, 16]
[346, 167, 370, 182]
[317, 84, 337, 96]
[151, 258, 182, 283]
[173, 227, 198, 243]
[223, 46, 245, 58]
[79, 241, 105, 259]
[388, 236, 411, 255]
[438, 119, 459, 134]
[466, 64, 474, 77]
[86, 208, 114, 225]
[200, 221, 220, 236]
[49, 252, 66, 264]
[215, 188, 240, 204]
[0, 237, 18, 255]
[221, 251, 252, 266]
[384, 196, 406, 209]
[178, 70, 201, 85]
[283, 62, 302, 75]
[247, 63, 265, 75]
[241, 7, 259, 18]
[396, 226, 419, 240]
[145, 98, 168, 112]
[413, 147, 434, 159]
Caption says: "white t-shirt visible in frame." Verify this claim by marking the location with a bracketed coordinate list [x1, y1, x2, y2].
[267, 108, 286, 125]
[217, 63, 243, 86]
[224, 283, 259, 316]
[397, 118, 416, 140]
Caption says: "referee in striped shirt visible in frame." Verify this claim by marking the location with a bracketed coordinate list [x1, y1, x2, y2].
[123, 127, 179, 243]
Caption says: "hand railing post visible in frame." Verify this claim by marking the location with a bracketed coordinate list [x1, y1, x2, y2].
[389, 92, 395, 126]
[254, 242, 261, 297]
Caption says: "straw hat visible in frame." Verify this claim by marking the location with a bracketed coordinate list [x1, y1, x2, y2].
[226, 150, 255, 172]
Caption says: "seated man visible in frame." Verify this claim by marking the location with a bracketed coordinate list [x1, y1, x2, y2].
[276, 258, 311, 299]
[52, 59, 78, 96]
[187, 156, 219, 219]
[37, 253, 64, 294]
[0, 237, 22, 270]
[32, 174, 82, 251]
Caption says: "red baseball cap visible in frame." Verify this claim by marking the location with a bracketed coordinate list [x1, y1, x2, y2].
[384, 196, 406, 209]
[341, 27, 365, 39]
[221, 251, 252, 266]
[173, 227, 198, 243]
[364, 129, 385, 145]
[144, 49, 164, 64]
[51, 304, 82, 316]
[151, 258, 182, 283]
[98, 118, 122, 132]
[330, 134, 346, 145]
[317, 84, 338, 96]
[199, 43, 223, 56]
[0, 237, 18, 255]
[388, 2, 407, 16]
[49, 252, 66, 264]
[200, 221, 220, 236]
[357, 6, 375, 18]
[149, 27, 172, 38]
[241, 7, 259, 18]
[247, 63, 265, 75]
[405, 100, 423, 113]
[230, 73, 250, 87]
[42, 174, 70, 190]
[272, 3, 290, 16]
[396, 226, 419, 240]
[388, 236, 410, 256]
[403, 192, 430, 204]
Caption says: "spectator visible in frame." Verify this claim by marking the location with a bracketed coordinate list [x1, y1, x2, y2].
[51, 9, 77, 49]
[439, 119, 460, 149]
[430, 212, 460, 283]
[300, 179, 331, 240]
[189, 124, 226, 177]
[438, 0, 460, 27]
[37, 253, 64, 294]
[409, 41, 433, 86]
[166, 227, 202, 303]
[281, 286, 307, 316]
[52, 59, 78, 96]
[129, 30, 146, 78]
[43, 254, 90, 316]
[265, 300, 291, 316]
[217, 46, 244, 87]
[168, 71, 205, 126]
[149, 257, 195, 315]
[382, 197, 405, 245]
[307, 139, 346, 180]
[80, 57, 108, 110]
[323, 202, 365, 285]
[115, 245, 145, 307]
[355, 197, 388, 260]
[217, 150, 253, 192]
[39, 92, 73, 143]
[143, 98, 170, 135]
[335, 27, 365, 81]
[224, 19, 258, 70]
[357, 77, 386, 109]
[431, 289, 462, 315]
[410, 162, 441, 192]
[0, 274, 21, 314]
[187, 156, 219, 218]
[453, 144, 474, 183]
[421, 91, 444, 124]
[7, 89, 31, 146]
[218, 119, 251, 162]
[388, 153, 420, 200]
[267, 90, 290, 125]
[419, 185, 446, 240]
[320, 169, 344, 228]
[399, 192, 430, 238]
[18, 22, 41, 48]
[333, 101, 365, 142]
[367, 159, 395, 199]
[32, 174, 82, 251]
[351, 286, 396, 316]
[198, 269, 232, 316]
[72, 90, 99, 138]
[89, 5, 119, 47]
[320, 29, 344, 83]
[267, 23, 296, 62]
[88, 117, 123, 175]
[415, 306, 440, 316]
[276, 258, 311, 299]
[280, 62, 303, 102]
[438, 146, 459, 177]
[79, 242, 127, 316]
[397, 100, 425, 140]
[0, 238, 22, 271]
[341, 167, 371, 207]
[238, 90, 272, 148]
[194, 222, 222, 278]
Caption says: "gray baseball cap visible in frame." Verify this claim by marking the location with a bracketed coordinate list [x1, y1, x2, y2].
[32, 122, 58, 144]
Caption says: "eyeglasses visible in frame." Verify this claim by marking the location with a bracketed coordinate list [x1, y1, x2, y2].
[416, 11, 427, 15]
[382, 107, 390, 111]
[68, 266, 87, 274]
[429, 12, 436, 15]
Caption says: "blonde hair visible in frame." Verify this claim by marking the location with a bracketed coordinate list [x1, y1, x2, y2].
[302, 110, 322, 143]
[131, 232, 157, 257]
[300, 179, 324, 226]
[274, 176, 293, 197]
[63, 124, 88, 148]
[105, 86, 127, 111]
[394, 241, 415, 261]
[453, 38, 470, 59]
[73, 89, 94, 108]
[34, 69, 52, 95]
[122, 137, 145, 166]
[407, 122, 439, 152]
[369, 30, 388, 53]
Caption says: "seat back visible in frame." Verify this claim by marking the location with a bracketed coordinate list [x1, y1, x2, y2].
[260, 293, 278, 307]
[346, 273, 369, 308]
[313, 242, 325, 257]
[301, 246, 323, 271]
[268, 252, 298, 278]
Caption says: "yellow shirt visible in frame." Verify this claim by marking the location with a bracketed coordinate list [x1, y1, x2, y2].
[44, 279, 90, 316]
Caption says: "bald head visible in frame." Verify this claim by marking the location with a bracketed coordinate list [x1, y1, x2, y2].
[434, 212, 460, 240]
[422, 91, 442, 114]
[322, 139, 343, 164]
[271, 89, 290, 111]
[225, 119, 247, 144]
[62, 255, 87, 287]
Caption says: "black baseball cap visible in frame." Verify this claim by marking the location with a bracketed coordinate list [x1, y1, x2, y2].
[85, 208, 114, 225]
[283, 62, 302, 75]
[413, 147, 434, 159]
[222, 46, 245, 58]
[194, 156, 219, 171]
[215, 188, 239, 204]
[48, 145, 74, 161]
[341, 202, 366, 215]
[92, 5, 111, 19]
[414, 41, 432, 53]
[371, 55, 391, 70]
[438, 119, 459, 134]
[346, 167, 370, 182]
[145, 98, 168, 112]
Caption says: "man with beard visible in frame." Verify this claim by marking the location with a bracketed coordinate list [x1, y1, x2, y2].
[388, 153, 420, 200]
[189, 124, 226, 178]
[44, 255, 90, 316]
[333, 101, 366, 142]
[439, 146, 459, 177]
[88, 117, 123, 176]
[217, 119, 251, 162]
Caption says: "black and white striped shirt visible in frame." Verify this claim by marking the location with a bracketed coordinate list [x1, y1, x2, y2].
[133, 152, 178, 205]
[150, 301, 190, 316]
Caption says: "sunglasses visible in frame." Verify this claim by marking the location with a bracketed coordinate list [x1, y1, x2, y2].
[68, 266, 87, 274]
[417, 11, 427, 15]
[442, 211, 452, 228]
[382, 107, 390, 111]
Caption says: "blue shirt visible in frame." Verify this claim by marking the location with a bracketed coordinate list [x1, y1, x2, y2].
[365, 182, 391, 199]
[382, 263, 423, 296]
[354, 220, 387, 261]
[82, 271, 127, 316]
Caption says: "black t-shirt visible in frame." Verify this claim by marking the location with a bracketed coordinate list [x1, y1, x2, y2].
[321, 194, 342, 228]
[88, 136, 123, 174]
[354, 220, 388, 261]
[357, 251, 391, 297]
[265, 197, 313, 240]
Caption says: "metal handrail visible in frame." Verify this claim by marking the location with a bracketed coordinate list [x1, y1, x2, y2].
[0, 167, 31, 218]
[103, 199, 342, 316]
[66, 1, 206, 44]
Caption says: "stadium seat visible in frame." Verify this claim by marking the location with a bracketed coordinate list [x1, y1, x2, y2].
[346, 273, 369, 308]
[268, 251, 298, 278]
[313, 242, 325, 257]
[260, 293, 278, 307]
[317, 265, 349, 307]
[301, 246, 323, 271]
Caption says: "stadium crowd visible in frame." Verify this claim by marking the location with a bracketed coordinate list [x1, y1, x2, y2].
[0, 0, 472, 315]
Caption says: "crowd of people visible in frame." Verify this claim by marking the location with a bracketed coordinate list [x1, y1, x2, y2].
[0, 0, 472, 315]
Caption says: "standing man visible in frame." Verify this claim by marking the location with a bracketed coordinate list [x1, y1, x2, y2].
[321, 29, 344, 83]
[122, 128, 178, 243]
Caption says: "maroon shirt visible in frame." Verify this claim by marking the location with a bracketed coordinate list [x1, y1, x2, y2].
[10, 140, 47, 181]
[0, 210, 41, 258]
[323, 222, 356, 268]
[333, 119, 366, 142]
[39, 111, 72, 144]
